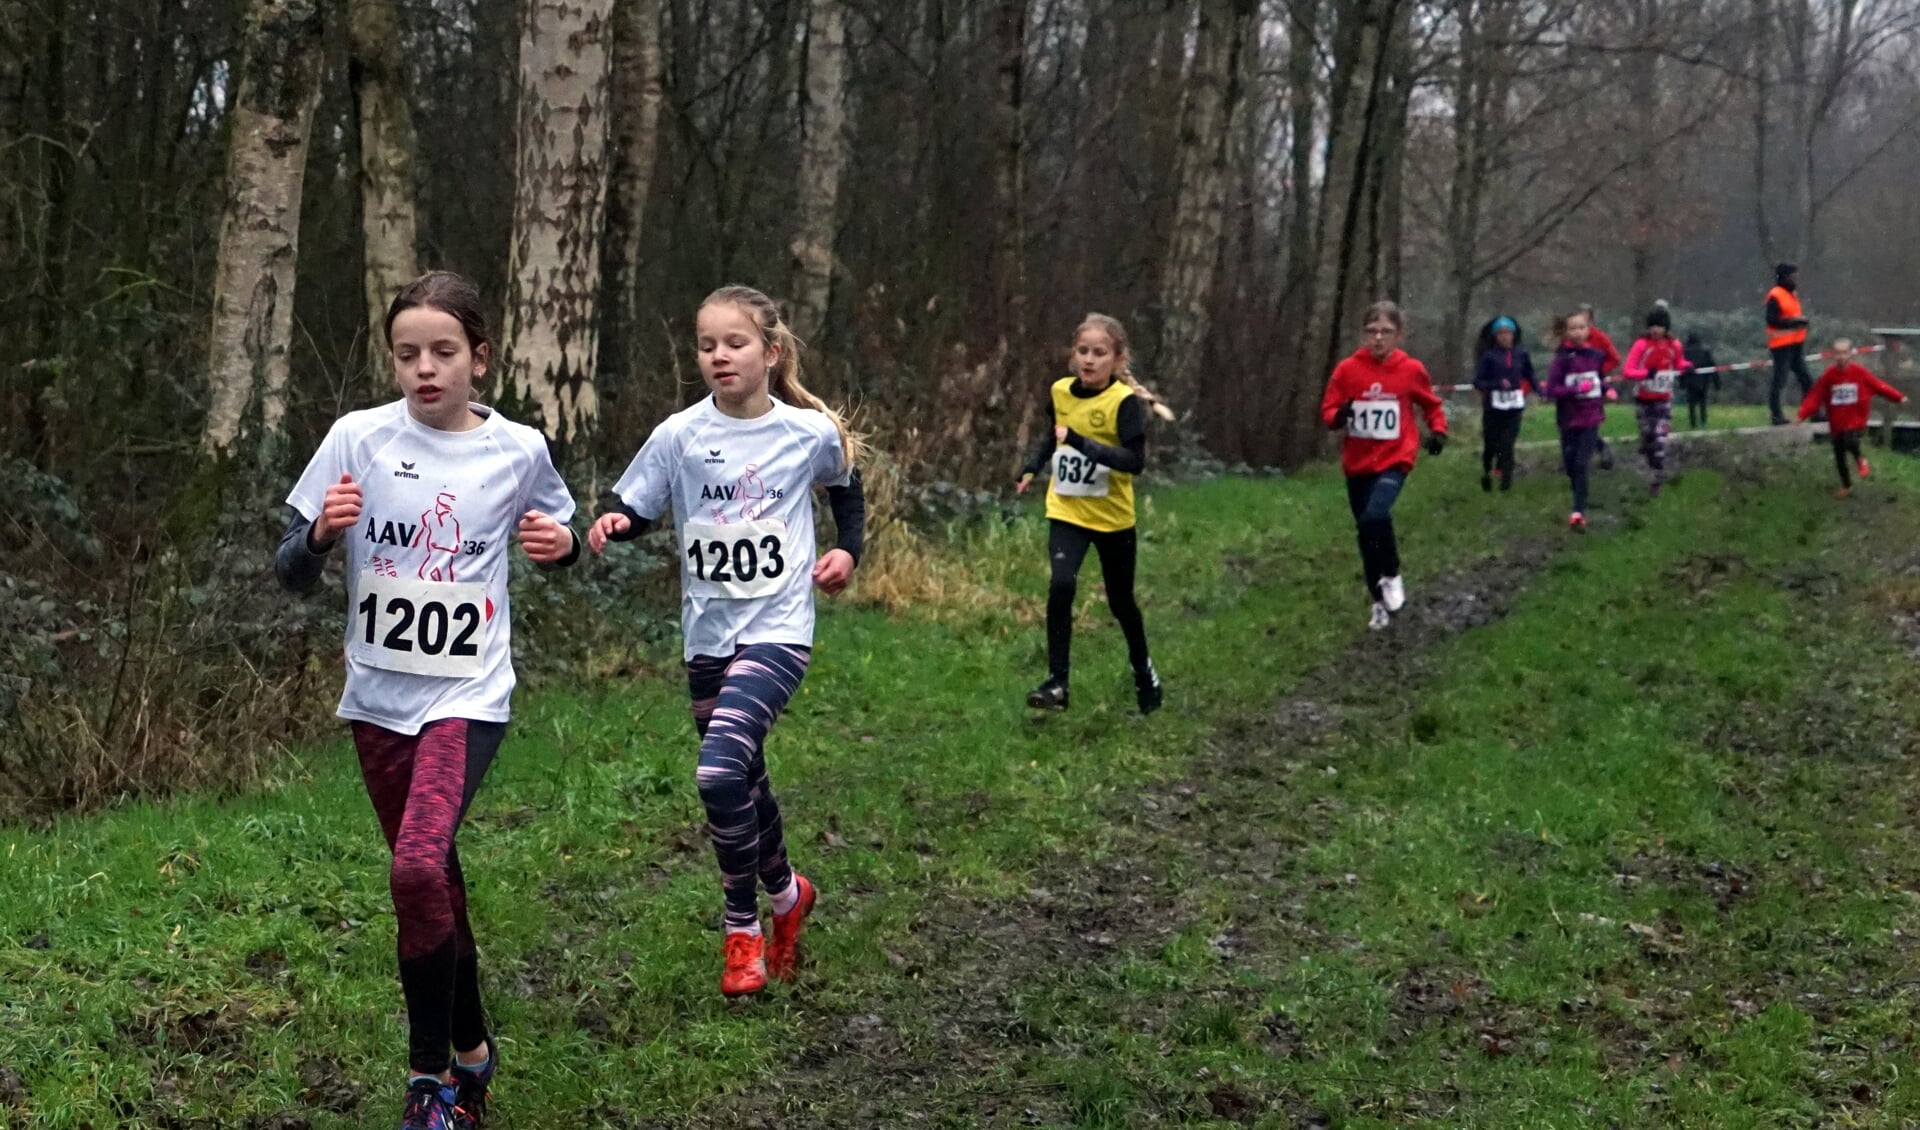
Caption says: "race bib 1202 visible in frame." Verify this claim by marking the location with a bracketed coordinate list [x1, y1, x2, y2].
[350, 573, 489, 679]
[1349, 399, 1402, 440]
[1051, 447, 1112, 498]
[681, 519, 791, 599]
[1491, 388, 1525, 411]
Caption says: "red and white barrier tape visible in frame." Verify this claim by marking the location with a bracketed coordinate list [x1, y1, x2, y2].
[1442, 342, 1891, 394]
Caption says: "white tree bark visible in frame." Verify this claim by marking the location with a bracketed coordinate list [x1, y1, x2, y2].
[502, 0, 614, 445]
[788, 0, 853, 345]
[1154, 0, 1255, 412]
[200, 0, 324, 459]
[350, 0, 420, 384]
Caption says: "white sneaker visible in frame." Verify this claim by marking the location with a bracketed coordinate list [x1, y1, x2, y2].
[1368, 602, 1391, 631]
[1380, 575, 1406, 612]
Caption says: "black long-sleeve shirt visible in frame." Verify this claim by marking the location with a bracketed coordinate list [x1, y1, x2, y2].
[1020, 384, 1148, 479]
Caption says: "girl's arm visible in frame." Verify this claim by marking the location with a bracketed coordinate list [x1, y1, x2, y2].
[1018, 399, 1061, 479]
[1064, 396, 1147, 473]
[1623, 339, 1652, 380]
[824, 470, 866, 564]
[1796, 374, 1829, 421]
[1868, 372, 1908, 406]
[1472, 352, 1499, 391]
[275, 510, 332, 593]
[1411, 368, 1449, 435]
[1320, 367, 1351, 429]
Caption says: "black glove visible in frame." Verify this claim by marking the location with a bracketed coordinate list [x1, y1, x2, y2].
[1425, 432, 1447, 456]
[1332, 400, 1354, 429]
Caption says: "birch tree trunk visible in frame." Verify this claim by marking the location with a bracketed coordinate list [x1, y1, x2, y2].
[1154, 0, 1256, 414]
[502, 0, 614, 446]
[789, 0, 852, 346]
[200, 0, 325, 460]
[350, 0, 420, 384]
[1301, 0, 1403, 387]
[605, 0, 665, 385]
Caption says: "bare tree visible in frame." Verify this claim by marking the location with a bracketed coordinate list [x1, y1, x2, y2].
[1155, 0, 1256, 413]
[350, 0, 420, 384]
[502, 0, 615, 446]
[789, 0, 853, 345]
[201, 0, 325, 459]
[605, 0, 666, 387]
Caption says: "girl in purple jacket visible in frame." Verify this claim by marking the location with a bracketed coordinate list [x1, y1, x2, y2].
[1541, 309, 1611, 532]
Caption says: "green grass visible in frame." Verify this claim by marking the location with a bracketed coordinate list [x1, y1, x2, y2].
[4, 441, 1920, 1127]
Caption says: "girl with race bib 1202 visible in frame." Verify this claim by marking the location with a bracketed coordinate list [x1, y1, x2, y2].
[1015, 313, 1172, 715]
[1320, 300, 1448, 631]
[276, 271, 580, 1130]
[589, 285, 865, 999]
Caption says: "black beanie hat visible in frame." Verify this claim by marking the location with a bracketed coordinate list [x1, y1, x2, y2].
[1775, 262, 1797, 282]
[1646, 303, 1671, 331]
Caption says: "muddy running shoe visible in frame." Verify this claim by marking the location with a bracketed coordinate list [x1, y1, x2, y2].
[1368, 602, 1391, 631]
[1858, 457, 1872, 479]
[767, 874, 815, 982]
[1133, 660, 1163, 715]
[722, 930, 768, 997]
[1026, 677, 1069, 711]
[1380, 575, 1406, 613]
[399, 1078, 459, 1130]
[1598, 445, 1615, 471]
[1481, 472, 1493, 493]
[1836, 487, 1852, 499]
[449, 1038, 496, 1130]
[1499, 470, 1513, 492]
[1568, 512, 1587, 533]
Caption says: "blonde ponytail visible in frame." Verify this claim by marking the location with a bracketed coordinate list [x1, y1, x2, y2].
[1076, 312, 1176, 422]
[701, 285, 869, 466]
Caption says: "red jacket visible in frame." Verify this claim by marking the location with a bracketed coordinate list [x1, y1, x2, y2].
[1321, 348, 1448, 476]
[1799, 363, 1905, 432]
[1588, 326, 1622, 376]
[1623, 336, 1690, 402]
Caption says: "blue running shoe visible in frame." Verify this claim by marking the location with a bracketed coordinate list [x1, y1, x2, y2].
[450, 1038, 497, 1129]
[399, 1077, 459, 1130]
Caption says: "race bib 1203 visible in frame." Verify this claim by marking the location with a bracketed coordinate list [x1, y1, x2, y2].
[1051, 447, 1112, 498]
[350, 573, 489, 678]
[681, 519, 791, 599]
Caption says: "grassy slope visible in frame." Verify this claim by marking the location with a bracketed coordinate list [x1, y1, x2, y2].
[3, 436, 1919, 1128]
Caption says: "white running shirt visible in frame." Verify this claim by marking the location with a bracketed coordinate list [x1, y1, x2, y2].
[287, 401, 576, 734]
[612, 395, 850, 659]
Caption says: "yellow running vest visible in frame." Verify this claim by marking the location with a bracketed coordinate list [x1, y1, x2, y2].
[1045, 376, 1137, 533]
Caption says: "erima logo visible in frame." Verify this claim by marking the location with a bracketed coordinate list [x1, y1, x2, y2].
[395, 460, 420, 480]
[703, 449, 726, 465]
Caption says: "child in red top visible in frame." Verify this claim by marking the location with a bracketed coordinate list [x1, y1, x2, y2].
[1622, 303, 1691, 497]
[1798, 338, 1906, 496]
[1320, 300, 1447, 631]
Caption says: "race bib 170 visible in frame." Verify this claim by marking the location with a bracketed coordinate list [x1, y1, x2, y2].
[349, 574, 489, 679]
[1491, 388, 1525, 411]
[1051, 447, 1112, 498]
[1349, 400, 1402, 440]
[681, 519, 791, 599]
[1831, 383, 1860, 406]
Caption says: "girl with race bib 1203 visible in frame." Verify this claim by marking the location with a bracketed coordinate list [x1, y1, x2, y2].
[589, 285, 865, 999]
[1622, 302, 1690, 498]
[1015, 313, 1172, 715]
[1320, 300, 1448, 631]
[276, 271, 580, 1130]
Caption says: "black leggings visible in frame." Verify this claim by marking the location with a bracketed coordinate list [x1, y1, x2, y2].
[1771, 344, 1813, 420]
[1047, 519, 1150, 681]
[1833, 428, 1864, 487]
[1482, 408, 1523, 479]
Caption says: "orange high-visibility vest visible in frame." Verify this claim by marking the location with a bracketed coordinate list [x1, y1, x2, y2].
[1767, 286, 1806, 349]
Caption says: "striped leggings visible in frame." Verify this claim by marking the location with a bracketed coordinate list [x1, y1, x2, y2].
[688, 643, 810, 932]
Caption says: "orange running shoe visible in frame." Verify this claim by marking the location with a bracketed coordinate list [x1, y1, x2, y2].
[721, 931, 767, 997]
[1836, 487, 1852, 499]
[1857, 457, 1871, 478]
[767, 874, 816, 982]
